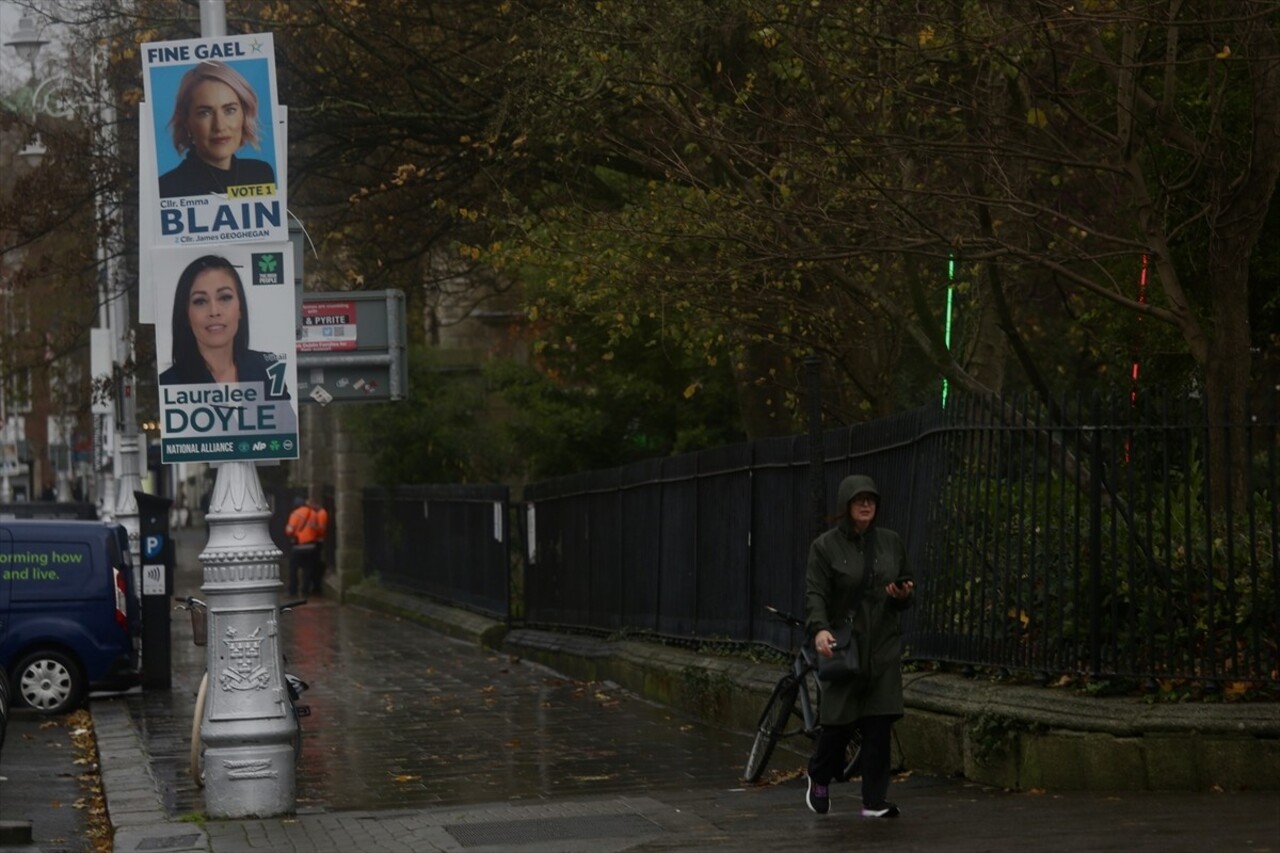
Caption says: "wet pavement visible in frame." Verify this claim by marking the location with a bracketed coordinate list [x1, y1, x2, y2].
[6, 526, 1279, 851]
[130, 595, 754, 816]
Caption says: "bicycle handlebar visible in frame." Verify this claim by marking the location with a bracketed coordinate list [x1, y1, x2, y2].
[764, 605, 853, 653]
[762, 604, 805, 629]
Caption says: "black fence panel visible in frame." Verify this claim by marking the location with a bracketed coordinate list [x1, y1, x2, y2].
[656, 453, 698, 637]
[694, 444, 753, 639]
[391, 385, 1277, 688]
[522, 405, 949, 647]
[363, 483, 509, 620]
[746, 435, 809, 649]
[910, 387, 1278, 686]
[587, 468, 622, 633]
[525, 472, 588, 628]
[619, 459, 663, 632]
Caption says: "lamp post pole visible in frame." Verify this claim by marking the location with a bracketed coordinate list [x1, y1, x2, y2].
[102, 84, 140, 550]
[179, 0, 299, 818]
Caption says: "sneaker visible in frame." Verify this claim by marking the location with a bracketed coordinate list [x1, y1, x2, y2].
[861, 801, 900, 818]
[806, 776, 830, 815]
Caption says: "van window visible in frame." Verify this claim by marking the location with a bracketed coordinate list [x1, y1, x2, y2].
[2, 540, 95, 601]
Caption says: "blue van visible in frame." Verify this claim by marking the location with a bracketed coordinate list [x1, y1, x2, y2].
[0, 520, 141, 714]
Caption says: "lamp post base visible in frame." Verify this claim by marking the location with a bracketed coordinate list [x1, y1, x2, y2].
[199, 461, 296, 818]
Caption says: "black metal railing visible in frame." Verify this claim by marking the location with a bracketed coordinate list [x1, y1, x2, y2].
[522, 405, 943, 650]
[914, 388, 1278, 686]
[363, 387, 1278, 687]
[362, 483, 510, 620]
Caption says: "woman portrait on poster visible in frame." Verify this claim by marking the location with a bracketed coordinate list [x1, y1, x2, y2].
[159, 254, 290, 400]
[158, 60, 276, 198]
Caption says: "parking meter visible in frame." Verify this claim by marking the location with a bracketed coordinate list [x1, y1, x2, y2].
[135, 491, 175, 689]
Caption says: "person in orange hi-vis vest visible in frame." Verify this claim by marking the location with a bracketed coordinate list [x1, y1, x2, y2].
[285, 494, 329, 597]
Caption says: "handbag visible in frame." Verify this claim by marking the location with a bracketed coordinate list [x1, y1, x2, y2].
[816, 622, 862, 682]
[816, 528, 876, 683]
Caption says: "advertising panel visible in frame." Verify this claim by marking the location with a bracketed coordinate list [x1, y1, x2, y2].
[152, 244, 298, 463]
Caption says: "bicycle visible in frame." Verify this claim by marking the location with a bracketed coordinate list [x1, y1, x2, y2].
[743, 605, 862, 783]
[175, 595, 310, 788]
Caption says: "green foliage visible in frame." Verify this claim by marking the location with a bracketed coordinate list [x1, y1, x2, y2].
[348, 332, 745, 486]
[485, 308, 746, 479]
[928, 429, 1277, 683]
[967, 713, 1045, 763]
[347, 346, 515, 485]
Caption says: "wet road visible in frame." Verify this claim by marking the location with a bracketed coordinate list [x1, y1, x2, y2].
[126, 530, 760, 817]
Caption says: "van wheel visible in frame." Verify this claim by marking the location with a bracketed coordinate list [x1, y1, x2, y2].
[14, 651, 85, 715]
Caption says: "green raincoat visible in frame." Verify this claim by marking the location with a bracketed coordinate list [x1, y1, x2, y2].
[805, 474, 914, 726]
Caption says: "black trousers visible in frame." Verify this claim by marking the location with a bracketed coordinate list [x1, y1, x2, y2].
[808, 714, 895, 807]
[288, 545, 319, 596]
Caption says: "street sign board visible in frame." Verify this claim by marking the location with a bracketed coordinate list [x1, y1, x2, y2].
[296, 291, 406, 404]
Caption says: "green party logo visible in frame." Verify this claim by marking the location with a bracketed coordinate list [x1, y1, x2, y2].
[251, 252, 283, 286]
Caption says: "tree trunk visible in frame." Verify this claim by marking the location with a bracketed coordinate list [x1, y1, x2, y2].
[1205, 236, 1259, 508]
[731, 337, 798, 439]
[963, 265, 1008, 397]
[1201, 6, 1280, 506]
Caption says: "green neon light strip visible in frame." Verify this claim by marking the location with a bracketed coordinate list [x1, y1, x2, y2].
[942, 256, 955, 407]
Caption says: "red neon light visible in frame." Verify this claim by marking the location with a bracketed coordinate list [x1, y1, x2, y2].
[1129, 254, 1149, 407]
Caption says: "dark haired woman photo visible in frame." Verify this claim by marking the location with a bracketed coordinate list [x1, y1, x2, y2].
[159, 254, 289, 400]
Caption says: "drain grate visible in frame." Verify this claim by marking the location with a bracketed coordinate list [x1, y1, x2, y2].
[446, 813, 662, 847]
[133, 834, 202, 851]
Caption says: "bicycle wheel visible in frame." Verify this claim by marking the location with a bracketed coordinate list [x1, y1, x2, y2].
[191, 672, 208, 788]
[743, 675, 799, 783]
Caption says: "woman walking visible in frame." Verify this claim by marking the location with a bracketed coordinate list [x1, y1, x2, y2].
[804, 474, 915, 817]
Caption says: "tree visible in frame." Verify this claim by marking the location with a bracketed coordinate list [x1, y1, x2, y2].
[480, 0, 1277, 495]
[35, 1, 1280, 485]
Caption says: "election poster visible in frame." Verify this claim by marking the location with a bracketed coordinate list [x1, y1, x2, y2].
[152, 244, 298, 464]
[141, 33, 287, 246]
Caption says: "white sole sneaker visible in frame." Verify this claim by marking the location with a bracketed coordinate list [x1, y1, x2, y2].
[805, 777, 830, 815]
[861, 803, 900, 818]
